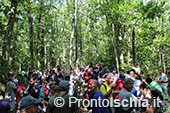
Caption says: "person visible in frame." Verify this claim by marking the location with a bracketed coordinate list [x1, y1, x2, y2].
[113, 74, 125, 99]
[36, 68, 42, 81]
[144, 89, 166, 113]
[20, 69, 27, 77]
[0, 100, 11, 113]
[70, 70, 75, 83]
[19, 95, 42, 113]
[88, 80, 107, 113]
[5, 76, 16, 112]
[168, 71, 170, 96]
[146, 77, 165, 100]
[46, 80, 81, 113]
[131, 75, 142, 97]
[100, 73, 115, 99]
[51, 85, 60, 96]
[41, 69, 49, 83]
[16, 74, 26, 108]
[156, 69, 168, 94]
[84, 68, 94, 83]
[115, 78, 138, 113]
[65, 76, 74, 96]
[100, 73, 115, 112]
[133, 62, 141, 75]
[129, 70, 135, 80]
[25, 73, 42, 99]
[110, 66, 119, 83]
[93, 67, 99, 80]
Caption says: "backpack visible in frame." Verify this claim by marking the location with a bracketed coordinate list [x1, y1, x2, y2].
[99, 83, 107, 91]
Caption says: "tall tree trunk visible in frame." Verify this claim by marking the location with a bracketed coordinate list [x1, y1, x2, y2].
[28, 2, 34, 68]
[1, 0, 17, 77]
[119, 26, 124, 66]
[132, 26, 135, 66]
[128, 29, 131, 64]
[75, 0, 78, 69]
[103, 0, 120, 74]
[37, 1, 43, 69]
[62, 15, 66, 66]
[79, 4, 83, 67]
[162, 47, 166, 73]
[111, 23, 120, 74]
[158, 46, 162, 66]
[70, 0, 77, 69]
[40, 29, 45, 70]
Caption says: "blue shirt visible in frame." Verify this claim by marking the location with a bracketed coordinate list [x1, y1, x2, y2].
[92, 91, 105, 113]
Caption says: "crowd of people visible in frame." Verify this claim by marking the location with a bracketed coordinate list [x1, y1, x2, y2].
[0, 62, 169, 113]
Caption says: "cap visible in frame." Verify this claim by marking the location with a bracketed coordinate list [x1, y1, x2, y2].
[59, 80, 70, 89]
[19, 96, 42, 110]
[110, 66, 116, 72]
[124, 78, 133, 84]
[136, 62, 140, 65]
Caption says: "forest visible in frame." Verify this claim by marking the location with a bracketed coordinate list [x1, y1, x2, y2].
[1, 0, 170, 81]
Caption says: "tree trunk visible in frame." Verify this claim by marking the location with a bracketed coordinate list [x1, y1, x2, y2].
[1, 0, 17, 77]
[37, 1, 43, 69]
[119, 25, 124, 65]
[103, 0, 120, 74]
[40, 29, 45, 70]
[28, 2, 34, 68]
[162, 47, 166, 73]
[111, 23, 120, 74]
[132, 26, 135, 66]
[79, 4, 83, 67]
[69, 0, 77, 69]
[75, 0, 78, 68]
[128, 29, 131, 64]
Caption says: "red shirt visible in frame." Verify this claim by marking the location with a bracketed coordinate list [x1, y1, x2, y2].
[84, 72, 94, 83]
[114, 78, 124, 99]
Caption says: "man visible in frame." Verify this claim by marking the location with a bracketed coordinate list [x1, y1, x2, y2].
[84, 68, 94, 83]
[88, 80, 106, 113]
[93, 67, 99, 80]
[168, 71, 170, 96]
[100, 73, 115, 99]
[156, 69, 168, 94]
[115, 78, 138, 113]
[46, 80, 81, 113]
[36, 68, 42, 81]
[5, 76, 16, 112]
[129, 71, 135, 80]
[70, 70, 75, 83]
[100, 73, 115, 112]
[19, 95, 42, 113]
[113, 74, 125, 99]
[0, 100, 11, 113]
[110, 66, 119, 83]
[132, 62, 141, 75]
[146, 77, 165, 99]
[65, 76, 74, 96]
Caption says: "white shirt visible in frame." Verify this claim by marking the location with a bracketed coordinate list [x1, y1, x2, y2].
[156, 73, 168, 88]
[68, 82, 74, 96]
[70, 74, 75, 83]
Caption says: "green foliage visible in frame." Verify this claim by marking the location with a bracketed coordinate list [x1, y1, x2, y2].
[0, 0, 170, 77]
